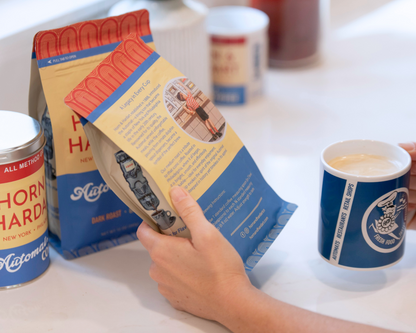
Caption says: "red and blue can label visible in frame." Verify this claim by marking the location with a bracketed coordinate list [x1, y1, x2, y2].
[1, 150, 49, 288]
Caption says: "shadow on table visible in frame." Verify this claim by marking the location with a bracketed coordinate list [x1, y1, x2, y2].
[58, 246, 231, 333]
[247, 251, 289, 290]
[307, 257, 401, 293]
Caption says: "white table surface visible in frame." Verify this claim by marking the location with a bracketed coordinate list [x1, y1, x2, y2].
[2, 1, 416, 332]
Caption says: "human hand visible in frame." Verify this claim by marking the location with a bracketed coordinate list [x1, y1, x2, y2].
[399, 142, 416, 229]
[136, 186, 251, 321]
[137, 189, 399, 333]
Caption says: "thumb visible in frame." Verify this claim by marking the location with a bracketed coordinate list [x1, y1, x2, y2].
[170, 186, 211, 237]
[136, 221, 165, 253]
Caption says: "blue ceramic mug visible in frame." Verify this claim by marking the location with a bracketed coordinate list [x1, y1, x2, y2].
[319, 140, 411, 270]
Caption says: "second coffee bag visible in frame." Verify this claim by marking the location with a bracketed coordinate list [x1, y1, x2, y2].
[28, 10, 154, 259]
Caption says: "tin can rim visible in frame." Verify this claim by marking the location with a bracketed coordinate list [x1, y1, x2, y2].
[0, 111, 46, 165]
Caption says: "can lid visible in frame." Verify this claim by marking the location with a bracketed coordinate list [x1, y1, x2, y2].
[0, 110, 45, 165]
[206, 6, 269, 36]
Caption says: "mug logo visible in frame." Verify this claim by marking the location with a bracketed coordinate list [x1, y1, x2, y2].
[362, 188, 408, 253]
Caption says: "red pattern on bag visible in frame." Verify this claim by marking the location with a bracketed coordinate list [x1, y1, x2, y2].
[64, 34, 154, 118]
[35, 10, 151, 60]
[60, 26, 79, 54]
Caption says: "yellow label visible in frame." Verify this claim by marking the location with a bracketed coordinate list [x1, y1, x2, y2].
[39, 42, 156, 177]
[0, 166, 48, 250]
[94, 57, 244, 202]
[39, 54, 112, 176]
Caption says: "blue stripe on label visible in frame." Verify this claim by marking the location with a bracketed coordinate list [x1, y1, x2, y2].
[197, 146, 296, 271]
[80, 117, 88, 126]
[37, 42, 121, 68]
[214, 85, 246, 105]
[87, 51, 160, 123]
[0, 229, 49, 287]
[141, 34, 153, 44]
[36, 35, 152, 68]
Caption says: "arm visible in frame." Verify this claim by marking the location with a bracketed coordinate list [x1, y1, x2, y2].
[177, 80, 191, 94]
[399, 142, 416, 229]
[137, 187, 399, 333]
[182, 105, 195, 116]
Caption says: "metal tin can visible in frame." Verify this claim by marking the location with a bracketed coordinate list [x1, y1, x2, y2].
[0, 110, 49, 289]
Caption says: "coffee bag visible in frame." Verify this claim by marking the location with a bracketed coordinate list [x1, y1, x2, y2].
[65, 33, 297, 270]
[28, 10, 154, 259]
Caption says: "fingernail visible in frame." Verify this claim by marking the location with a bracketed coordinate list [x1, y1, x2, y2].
[399, 142, 416, 152]
[170, 186, 188, 203]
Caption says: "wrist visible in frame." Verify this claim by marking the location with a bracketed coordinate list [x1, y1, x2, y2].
[212, 277, 259, 329]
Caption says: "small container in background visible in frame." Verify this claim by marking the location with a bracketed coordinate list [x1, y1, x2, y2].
[0, 110, 49, 289]
[251, 0, 324, 68]
[206, 6, 269, 105]
[197, 0, 249, 7]
[109, 0, 212, 97]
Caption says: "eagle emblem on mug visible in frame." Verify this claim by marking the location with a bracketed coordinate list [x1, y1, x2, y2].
[362, 189, 408, 253]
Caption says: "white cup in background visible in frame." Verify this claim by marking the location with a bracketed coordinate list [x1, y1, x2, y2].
[206, 6, 269, 105]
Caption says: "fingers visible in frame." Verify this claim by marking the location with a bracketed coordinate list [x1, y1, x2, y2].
[409, 218, 416, 230]
[150, 263, 186, 312]
[399, 143, 416, 175]
[410, 190, 416, 205]
[136, 221, 165, 253]
[411, 177, 416, 191]
[156, 279, 184, 311]
[149, 261, 170, 285]
[399, 142, 416, 159]
[170, 187, 210, 236]
[399, 143, 416, 205]
[407, 210, 416, 230]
